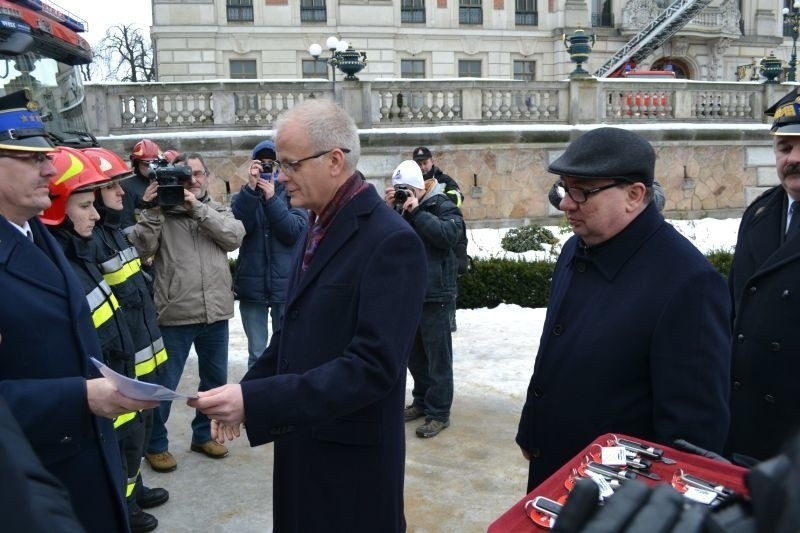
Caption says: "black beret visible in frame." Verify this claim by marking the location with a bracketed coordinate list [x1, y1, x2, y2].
[548, 127, 655, 186]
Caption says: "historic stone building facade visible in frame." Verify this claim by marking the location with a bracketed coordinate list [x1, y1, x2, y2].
[151, 0, 790, 83]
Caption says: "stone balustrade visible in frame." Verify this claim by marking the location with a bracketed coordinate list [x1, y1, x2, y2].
[87, 78, 787, 225]
[84, 78, 777, 135]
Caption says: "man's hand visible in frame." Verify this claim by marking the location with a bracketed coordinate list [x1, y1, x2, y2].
[211, 419, 242, 444]
[142, 181, 159, 205]
[188, 384, 245, 441]
[86, 377, 159, 419]
[402, 195, 419, 212]
[183, 188, 199, 210]
[383, 186, 395, 208]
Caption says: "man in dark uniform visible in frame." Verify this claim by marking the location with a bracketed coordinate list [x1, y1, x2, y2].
[0, 90, 158, 532]
[726, 88, 800, 464]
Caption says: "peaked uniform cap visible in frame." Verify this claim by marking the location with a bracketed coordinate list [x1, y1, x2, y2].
[0, 90, 56, 152]
[766, 88, 800, 135]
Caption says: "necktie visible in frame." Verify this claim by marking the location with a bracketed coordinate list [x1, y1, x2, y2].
[26, 230, 33, 242]
[787, 202, 799, 239]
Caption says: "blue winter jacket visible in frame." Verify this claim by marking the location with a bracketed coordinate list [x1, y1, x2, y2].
[231, 158, 307, 305]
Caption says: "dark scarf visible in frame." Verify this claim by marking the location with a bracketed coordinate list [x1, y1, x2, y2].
[301, 171, 368, 273]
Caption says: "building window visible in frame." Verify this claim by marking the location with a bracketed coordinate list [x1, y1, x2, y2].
[302, 59, 329, 79]
[401, 0, 425, 23]
[459, 0, 482, 24]
[592, 0, 613, 26]
[515, 0, 538, 26]
[227, 0, 254, 22]
[401, 59, 426, 78]
[301, 0, 327, 22]
[458, 59, 481, 77]
[230, 59, 257, 79]
[513, 60, 536, 81]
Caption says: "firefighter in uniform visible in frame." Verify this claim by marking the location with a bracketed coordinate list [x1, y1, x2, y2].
[84, 147, 171, 514]
[40, 147, 157, 533]
[122, 139, 162, 237]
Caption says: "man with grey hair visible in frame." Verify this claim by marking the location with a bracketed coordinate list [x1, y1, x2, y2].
[190, 99, 427, 532]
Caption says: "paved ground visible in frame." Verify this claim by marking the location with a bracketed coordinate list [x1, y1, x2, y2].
[140, 312, 533, 532]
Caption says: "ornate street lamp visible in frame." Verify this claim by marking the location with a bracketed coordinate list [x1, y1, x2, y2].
[783, 1, 800, 82]
[308, 36, 368, 92]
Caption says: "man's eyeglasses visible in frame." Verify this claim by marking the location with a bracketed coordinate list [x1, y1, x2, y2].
[552, 180, 624, 204]
[0, 152, 55, 166]
[275, 148, 351, 174]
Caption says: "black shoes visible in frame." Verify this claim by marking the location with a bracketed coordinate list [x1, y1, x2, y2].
[137, 486, 169, 509]
[130, 510, 158, 533]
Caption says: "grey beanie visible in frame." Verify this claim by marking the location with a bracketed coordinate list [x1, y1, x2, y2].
[548, 128, 655, 186]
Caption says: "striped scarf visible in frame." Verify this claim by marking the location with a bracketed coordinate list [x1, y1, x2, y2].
[301, 171, 368, 273]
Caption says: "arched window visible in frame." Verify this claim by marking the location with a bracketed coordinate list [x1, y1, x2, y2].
[651, 59, 690, 79]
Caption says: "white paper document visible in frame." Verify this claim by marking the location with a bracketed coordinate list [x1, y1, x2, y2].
[90, 357, 197, 401]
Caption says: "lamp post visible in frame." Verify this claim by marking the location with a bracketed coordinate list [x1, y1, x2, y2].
[308, 37, 368, 99]
[783, 1, 800, 82]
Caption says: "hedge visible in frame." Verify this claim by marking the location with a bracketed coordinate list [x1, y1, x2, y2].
[229, 250, 734, 310]
[455, 249, 734, 309]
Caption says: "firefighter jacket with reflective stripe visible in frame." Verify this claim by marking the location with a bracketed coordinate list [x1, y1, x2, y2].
[49, 228, 140, 436]
[93, 209, 167, 382]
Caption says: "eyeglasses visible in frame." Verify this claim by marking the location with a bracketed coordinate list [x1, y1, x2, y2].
[275, 148, 351, 174]
[0, 152, 55, 166]
[191, 170, 208, 178]
[552, 180, 624, 204]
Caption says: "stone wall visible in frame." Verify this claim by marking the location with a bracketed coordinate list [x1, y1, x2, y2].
[100, 126, 775, 227]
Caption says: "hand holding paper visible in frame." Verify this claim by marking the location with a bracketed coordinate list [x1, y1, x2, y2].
[90, 357, 197, 401]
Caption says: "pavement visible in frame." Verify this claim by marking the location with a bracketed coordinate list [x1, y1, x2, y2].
[140, 316, 531, 532]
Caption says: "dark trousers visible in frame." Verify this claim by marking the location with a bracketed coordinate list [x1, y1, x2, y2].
[118, 415, 145, 515]
[408, 299, 455, 422]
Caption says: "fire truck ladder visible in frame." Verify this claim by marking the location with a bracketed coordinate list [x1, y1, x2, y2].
[592, 0, 712, 78]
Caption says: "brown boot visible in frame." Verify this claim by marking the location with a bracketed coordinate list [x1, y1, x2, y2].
[144, 451, 177, 473]
[190, 440, 229, 459]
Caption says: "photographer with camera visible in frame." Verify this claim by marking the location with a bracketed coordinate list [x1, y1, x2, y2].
[384, 160, 464, 438]
[231, 140, 307, 368]
[130, 152, 244, 471]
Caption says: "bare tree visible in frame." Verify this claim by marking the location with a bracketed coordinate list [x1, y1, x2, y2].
[94, 24, 155, 82]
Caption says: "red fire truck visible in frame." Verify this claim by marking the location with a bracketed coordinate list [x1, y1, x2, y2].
[0, 0, 91, 137]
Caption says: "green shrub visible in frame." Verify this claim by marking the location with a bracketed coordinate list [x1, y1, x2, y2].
[706, 248, 733, 277]
[500, 225, 560, 253]
[456, 248, 735, 309]
[458, 257, 555, 309]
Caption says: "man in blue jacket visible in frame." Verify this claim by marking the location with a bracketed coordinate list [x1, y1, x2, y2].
[516, 127, 731, 491]
[232, 140, 307, 368]
[189, 99, 427, 532]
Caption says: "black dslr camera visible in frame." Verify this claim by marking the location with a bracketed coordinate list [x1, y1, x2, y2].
[393, 185, 413, 214]
[148, 158, 194, 208]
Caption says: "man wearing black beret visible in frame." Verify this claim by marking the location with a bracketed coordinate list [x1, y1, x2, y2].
[516, 127, 731, 490]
